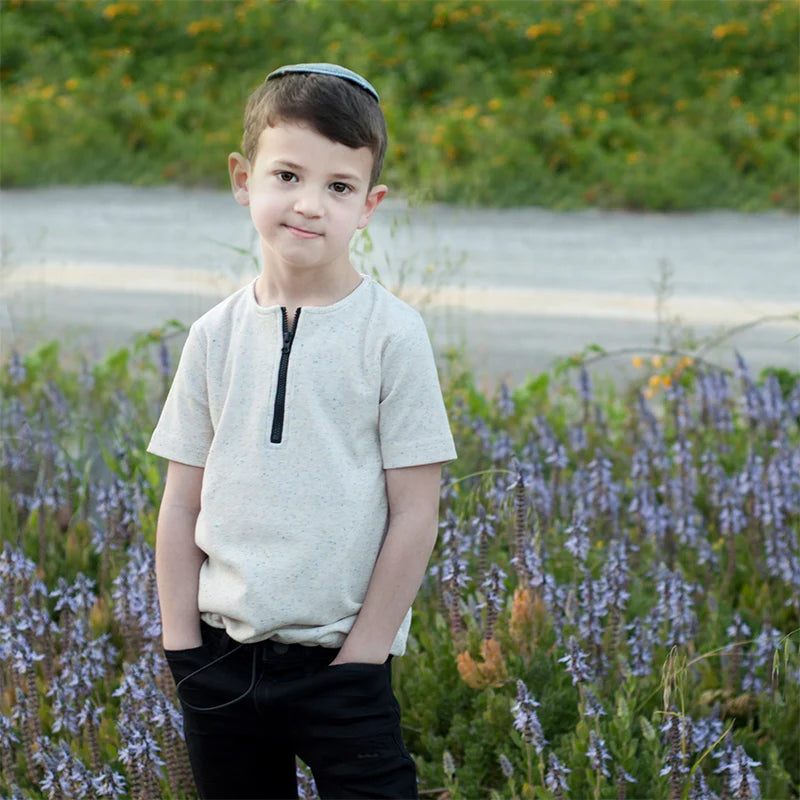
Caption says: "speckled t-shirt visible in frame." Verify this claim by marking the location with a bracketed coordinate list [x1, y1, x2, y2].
[147, 275, 457, 655]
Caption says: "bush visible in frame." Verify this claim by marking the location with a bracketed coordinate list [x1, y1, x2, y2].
[1, 0, 798, 210]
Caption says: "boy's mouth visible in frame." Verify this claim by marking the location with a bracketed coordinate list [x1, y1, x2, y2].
[284, 224, 322, 239]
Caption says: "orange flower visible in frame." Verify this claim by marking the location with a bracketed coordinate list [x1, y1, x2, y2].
[456, 650, 483, 689]
[479, 638, 507, 686]
[456, 639, 508, 689]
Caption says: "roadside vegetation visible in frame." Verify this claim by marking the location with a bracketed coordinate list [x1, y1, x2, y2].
[1, 0, 798, 209]
[1, 331, 798, 798]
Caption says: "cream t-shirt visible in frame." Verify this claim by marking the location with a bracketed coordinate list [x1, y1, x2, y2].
[147, 275, 457, 655]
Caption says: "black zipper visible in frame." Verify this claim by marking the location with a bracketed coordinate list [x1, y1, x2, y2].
[270, 306, 301, 444]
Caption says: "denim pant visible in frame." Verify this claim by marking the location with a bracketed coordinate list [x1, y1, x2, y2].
[164, 621, 418, 800]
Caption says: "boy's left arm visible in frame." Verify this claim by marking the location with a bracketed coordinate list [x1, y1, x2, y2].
[331, 461, 443, 665]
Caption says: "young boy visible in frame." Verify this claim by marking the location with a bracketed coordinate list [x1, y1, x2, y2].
[147, 63, 457, 800]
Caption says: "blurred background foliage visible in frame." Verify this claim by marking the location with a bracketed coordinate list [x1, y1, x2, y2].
[0, 0, 798, 210]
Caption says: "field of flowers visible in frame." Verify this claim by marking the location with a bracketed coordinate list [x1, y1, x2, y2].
[1, 331, 798, 799]
[1, 0, 798, 210]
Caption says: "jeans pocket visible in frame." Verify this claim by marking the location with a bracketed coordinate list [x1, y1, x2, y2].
[164, 644, 211, 685]
[171, 644, 257, 713]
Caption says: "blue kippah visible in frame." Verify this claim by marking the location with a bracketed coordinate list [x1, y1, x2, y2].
[266, 63, 380, 103]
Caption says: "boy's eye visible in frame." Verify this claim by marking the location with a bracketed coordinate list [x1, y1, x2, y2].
[277, 171, 297, 183]
[330, 182, 351, 194]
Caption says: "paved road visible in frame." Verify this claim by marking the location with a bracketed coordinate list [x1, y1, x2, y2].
[1, 185, 797, 384]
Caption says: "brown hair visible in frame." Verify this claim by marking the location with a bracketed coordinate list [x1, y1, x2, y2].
[241, 72, 387, 188]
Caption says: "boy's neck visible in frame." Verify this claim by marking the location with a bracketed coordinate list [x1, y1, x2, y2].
[254, 261, 363, 312]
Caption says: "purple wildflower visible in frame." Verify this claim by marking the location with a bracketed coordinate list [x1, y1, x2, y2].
[582, 687, 607, 718]
[498, 753, 514, 778]
[586, 730, 611, 779]
[92, 768, 128, 798]
[559, 636, 594, 685]
[7, 350, 26, 384]
[544, 752, 571, 796]
[626, 616, 656, 677]
[496, 381, 515, 418]
[563, 513, 591, 565]
[690, 710, 724, 755]
[716, 742, 761, 799]
[579, 365, 593, 405]
[569, 423, 588, 453]
[491, 431, 515, 463]
[689, 769, 719, 800]
[511, 679, 547, 754]
[742, 625, 784, 692]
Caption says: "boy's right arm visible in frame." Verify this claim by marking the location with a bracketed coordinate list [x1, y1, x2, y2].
[156, 460, 207, 650]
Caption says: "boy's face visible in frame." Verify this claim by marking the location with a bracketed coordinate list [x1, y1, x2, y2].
[229, 122, 386, 276]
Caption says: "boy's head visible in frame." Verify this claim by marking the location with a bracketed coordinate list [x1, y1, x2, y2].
[241, 63, 387, 188]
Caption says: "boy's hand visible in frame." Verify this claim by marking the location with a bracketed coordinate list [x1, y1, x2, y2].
[332, 462, 443, 667]
[329, 645, 387, 666]
[162, 628, 204, 652]
[156, 461, 207, 654]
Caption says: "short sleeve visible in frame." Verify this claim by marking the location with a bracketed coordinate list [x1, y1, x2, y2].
[378, 313, 457, 469]
[147, 324, 214, 467]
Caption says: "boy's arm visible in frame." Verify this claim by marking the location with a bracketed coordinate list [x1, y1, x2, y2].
[156, 460, 207, 650]
[331, 461, 443, 666]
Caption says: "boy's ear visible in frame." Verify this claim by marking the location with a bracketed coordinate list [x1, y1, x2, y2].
[228, 152, 251, 206]
[357, 184, 388, 230]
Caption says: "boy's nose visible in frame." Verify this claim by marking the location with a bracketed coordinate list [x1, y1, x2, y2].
[292, 188, 324, 217]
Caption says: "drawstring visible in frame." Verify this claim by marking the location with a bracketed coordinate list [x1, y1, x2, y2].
[177, 645, 258, 712]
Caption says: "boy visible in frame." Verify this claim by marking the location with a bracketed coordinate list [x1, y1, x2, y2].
[148, 63, 457, 800]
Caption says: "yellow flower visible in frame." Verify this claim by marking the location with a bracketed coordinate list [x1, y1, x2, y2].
[712, 21, 748, 40]
[674, 99, 688, 111]
[187, 18, 223, 36]
[680, 356, 694, 369]
[626, 151, 643, 164]
[595, 108, 608, 121]
[651, 355, 663, 368]
[65, 78, 79, 91]
[544, 95, 555, 108]
[632, 356, 643, 368]
[649, 374, 661, 389]
[525, 21, 562, 39]
[662, 374, 672, 388]
[783, 109, 795, 122]
[103, 2, 140, 20]
[619, 69, 636, 86]
[488, 98, 502, 111]
[730, 96, 742, 109]
[121, 75, 133, 89]
[40, 85, 56, 100]
[462, 104, 479, 120]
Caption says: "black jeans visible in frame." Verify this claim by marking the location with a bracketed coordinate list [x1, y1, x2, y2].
[164, 621, 418, 800]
